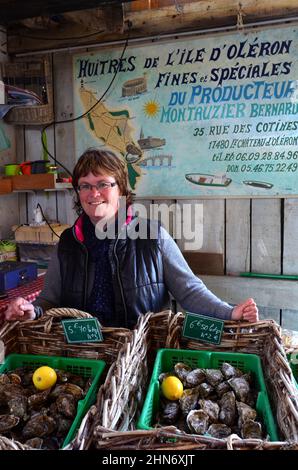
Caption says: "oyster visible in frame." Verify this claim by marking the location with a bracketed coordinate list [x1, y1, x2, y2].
[56, 416, 73, 437]
[216, 381, 231, 397]
[187, 410, 209, 434]
[0, 414, 20, 432]
[7, 373, 22, 385]
[0, 385, 6, 405]
[221, 362, 242, 380]
[25, 437, 43, 449]
[0, 375, 10, 385]
[198, 399, 219, 423]
[28, 389, 51, 410]
[228, 377, 250, 402]
[237, 401, 257, 427]
[56, 394, 77, 418]
[158, 372, 171, 384]
[22, 414, 57, 439]
[160, 399, 180, 424]
[205, 369, 224, 387]
[207, 423, 232, 438]
[219, 391, 236, 426]
[179, 387, 200, 416]
[55, 370, 72, 383]
[3, 383, 28, 400]
[242, 372, 253, 385]
[83, 378, 93, 395]
[246, 390, 258, 408]
[50, 383, 84, 401]
[174, 363, 192, 383]
[42, 436, 61, 450]
[185, 369, 206, 387]
[241, 419, 263, 439]
[8, 396, 28, 419]
[198, 382, 214, 398]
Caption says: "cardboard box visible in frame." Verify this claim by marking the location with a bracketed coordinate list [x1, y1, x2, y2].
[39, 224, 70, 243]
[12, 224, 70, 243]
[183, 251, 224, 275]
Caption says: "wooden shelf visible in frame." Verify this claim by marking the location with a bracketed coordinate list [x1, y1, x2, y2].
[0, 177, 12, 194]
[10, 174, 73, 192]
[12, 174, 55, 190]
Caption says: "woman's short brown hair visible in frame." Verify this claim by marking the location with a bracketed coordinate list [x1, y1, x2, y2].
[73, 148, 133, 213]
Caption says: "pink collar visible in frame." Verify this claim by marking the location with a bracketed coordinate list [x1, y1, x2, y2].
[74, 207, 134, 243]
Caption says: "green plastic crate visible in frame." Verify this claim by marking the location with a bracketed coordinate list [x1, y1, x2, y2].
[0, 353, 106, 448]
[137, 348, 278, 441]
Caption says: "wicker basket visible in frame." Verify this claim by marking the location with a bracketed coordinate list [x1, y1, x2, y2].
[69, 310, 175, 449]
[0, 308, 133, 450]
[87, 312, 298, 451]
[0, 57, 54, 125]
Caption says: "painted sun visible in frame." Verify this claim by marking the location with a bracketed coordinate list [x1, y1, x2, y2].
[143, 100, 160, 118]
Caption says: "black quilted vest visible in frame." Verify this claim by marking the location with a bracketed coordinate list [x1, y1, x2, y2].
[57, 217, 170, 327]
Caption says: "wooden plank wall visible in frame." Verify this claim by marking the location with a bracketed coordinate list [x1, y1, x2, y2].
[15, 49, 298, 330]
[0, 29, 19, 239]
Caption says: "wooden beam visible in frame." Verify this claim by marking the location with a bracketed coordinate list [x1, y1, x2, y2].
[7, 0, 298, 54]
[124, 0, 298, 34]
[200, 275, 298, 310]
[7, 6, 124, 55]
[0, 0, 132, 23]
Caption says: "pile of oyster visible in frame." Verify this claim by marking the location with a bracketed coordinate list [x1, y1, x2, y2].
[157, 361, 266, 439]
[0, 367, 92, 449]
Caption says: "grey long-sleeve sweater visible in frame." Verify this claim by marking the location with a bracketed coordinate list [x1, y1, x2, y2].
[34, 226, 233, 321]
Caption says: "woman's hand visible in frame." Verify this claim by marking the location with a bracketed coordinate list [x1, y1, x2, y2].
[4, 297, 35, 321]
[231, 298, 259, 322]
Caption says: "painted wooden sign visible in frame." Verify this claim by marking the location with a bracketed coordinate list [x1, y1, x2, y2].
[73, 25, 298, 197]
[182, 312, 224, 345]
[62, 318, 103, 343]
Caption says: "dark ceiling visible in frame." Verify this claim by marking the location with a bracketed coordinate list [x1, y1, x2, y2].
[0, 0, 133, 24]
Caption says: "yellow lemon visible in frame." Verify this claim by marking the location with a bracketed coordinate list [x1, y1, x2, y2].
[32, 366, 57, 390]
[161, 375, 183, 400]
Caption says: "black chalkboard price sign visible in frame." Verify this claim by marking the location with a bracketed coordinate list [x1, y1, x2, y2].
[182, 312, 224, 345]
[62, 318, 103, 344]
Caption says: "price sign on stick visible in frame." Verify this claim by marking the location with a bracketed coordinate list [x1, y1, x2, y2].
[62, 318, 103, 343]
[183, 312, 224, 345]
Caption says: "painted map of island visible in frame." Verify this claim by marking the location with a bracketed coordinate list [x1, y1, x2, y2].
[79, 84, 141, 189]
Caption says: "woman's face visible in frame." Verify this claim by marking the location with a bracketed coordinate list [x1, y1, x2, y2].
[78, 172, 121, 225]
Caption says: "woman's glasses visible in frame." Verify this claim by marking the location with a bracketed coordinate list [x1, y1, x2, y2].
[77, 182, 117, 193]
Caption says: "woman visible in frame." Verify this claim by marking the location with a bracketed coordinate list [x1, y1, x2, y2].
[5, 148, 258, 327]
